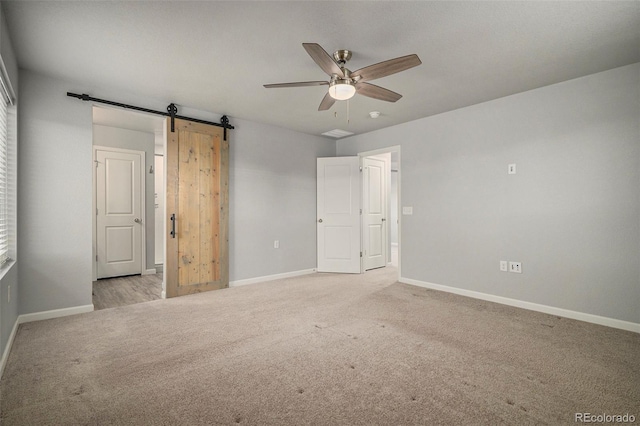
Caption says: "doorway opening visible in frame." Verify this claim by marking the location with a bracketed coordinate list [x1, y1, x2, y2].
[316, 147, 400, 280]
[91, 106, 165, 310]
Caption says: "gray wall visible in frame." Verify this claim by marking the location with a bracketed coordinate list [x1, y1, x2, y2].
[0, 3, 19, 359]
[229, 118, 334, 281]
[93, 124, 156, 275]
[18, 71, 94, 315]
[338, 63, 640, 324]
[18, 69, 335, 315]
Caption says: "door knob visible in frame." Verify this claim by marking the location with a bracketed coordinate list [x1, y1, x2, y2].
[381, 218, 386, 222]
[134, 218, 141, 223]
[318, 219, 323, 223]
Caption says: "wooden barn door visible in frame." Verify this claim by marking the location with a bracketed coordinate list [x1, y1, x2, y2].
[166, 118, 229, 297]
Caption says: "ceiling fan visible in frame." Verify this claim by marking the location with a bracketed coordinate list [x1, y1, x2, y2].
[264, 43, 422, 111]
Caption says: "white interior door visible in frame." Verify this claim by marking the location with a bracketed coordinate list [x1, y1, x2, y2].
[317, 157, 361, 273]
[96, 148, 143, 278]
[363, 156, 387, 271]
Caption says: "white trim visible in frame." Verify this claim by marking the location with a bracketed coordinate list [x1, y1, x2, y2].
[357, 145, 402, 158]
[230, 269, 316, 288]
[400, 277, 640, 334]
[143, 268, 157, 275]
[17, 304, 95, 324]
[0, 317, 19, 379]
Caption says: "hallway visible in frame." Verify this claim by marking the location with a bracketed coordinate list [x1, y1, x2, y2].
[92, 273, 162, 310]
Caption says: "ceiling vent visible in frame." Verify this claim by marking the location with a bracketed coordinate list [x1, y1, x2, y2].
[321, 129, 354, 138]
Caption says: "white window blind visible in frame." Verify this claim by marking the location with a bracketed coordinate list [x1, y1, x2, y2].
[0, 70, 11, 266]
[0, 94, 8, 265]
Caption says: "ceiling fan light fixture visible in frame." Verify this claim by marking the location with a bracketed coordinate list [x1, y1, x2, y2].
[328, 80, 356, 100]
[264, 43, 421, 111]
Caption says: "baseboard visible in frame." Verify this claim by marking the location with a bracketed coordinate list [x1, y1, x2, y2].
[143, 268, 157, 275]
[230, 268, 316, 287]
[18, 304, 95, 325]
[400, 277, 640, 334]
[0, 318, 19, 379]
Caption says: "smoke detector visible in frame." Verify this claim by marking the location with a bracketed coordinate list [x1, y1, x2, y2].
[369, 111, 381, 119]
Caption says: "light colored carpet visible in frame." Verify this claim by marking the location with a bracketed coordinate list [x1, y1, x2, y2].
[1, 267, 638, 425]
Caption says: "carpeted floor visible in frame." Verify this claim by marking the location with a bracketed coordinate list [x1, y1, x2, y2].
[1, 267, 638, 425]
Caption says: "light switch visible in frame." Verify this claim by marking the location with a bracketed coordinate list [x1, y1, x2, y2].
[402, 206, 413, 215]
[508, 164, 516, 175]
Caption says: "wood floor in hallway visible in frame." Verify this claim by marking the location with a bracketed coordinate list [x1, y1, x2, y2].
[92, 273, 163, 310]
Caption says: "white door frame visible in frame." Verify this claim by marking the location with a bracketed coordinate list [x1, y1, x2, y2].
[358, 146, 401, 280]
[92, 145, 147, 281]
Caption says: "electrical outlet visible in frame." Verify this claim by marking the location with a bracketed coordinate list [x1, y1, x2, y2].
[500, 261, 508, 272]
[274, 240, 279, 249]
[509, 262, 522, 273]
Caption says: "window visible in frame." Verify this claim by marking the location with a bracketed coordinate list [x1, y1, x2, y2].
[0, 95, 7, 265]
[0, 63, 15, 266]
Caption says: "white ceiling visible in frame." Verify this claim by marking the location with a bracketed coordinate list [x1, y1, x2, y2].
[4, 1, 640, 138]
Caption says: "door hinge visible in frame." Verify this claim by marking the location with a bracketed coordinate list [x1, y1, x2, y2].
[360, 251, 362, 258]
[360, 209, 362, 215]
[96, 254, 98, 262]
[359, 166, 363, 172]
[96, 208, 98, 216]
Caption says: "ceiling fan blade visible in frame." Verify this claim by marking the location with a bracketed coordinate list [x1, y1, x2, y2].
[318, 92, 336, 111]
[264, 81, 328, 88]
[356, 82, 402, 102]
[352, 54, 421, 82]
[303, 43, 344, 78]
